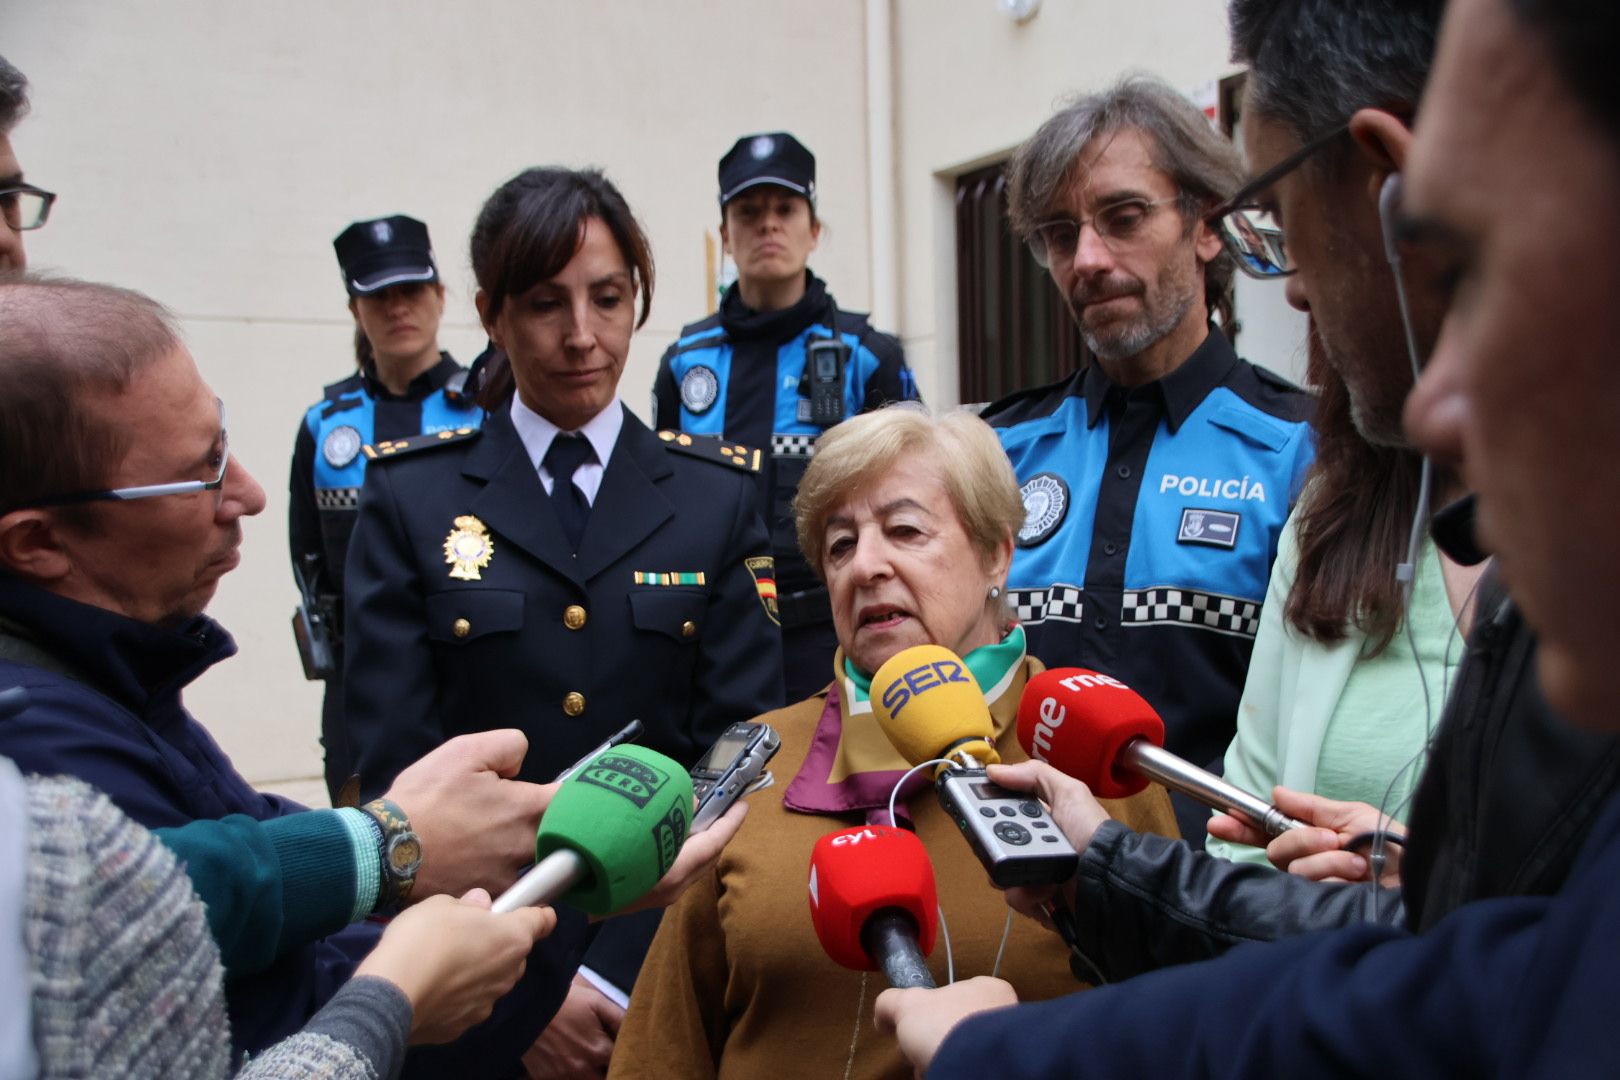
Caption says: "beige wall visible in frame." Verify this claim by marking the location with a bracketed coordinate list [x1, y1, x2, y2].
[6, 0, 1304, 799]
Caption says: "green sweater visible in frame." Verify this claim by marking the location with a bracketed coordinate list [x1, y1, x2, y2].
[156, 807, 381, 977]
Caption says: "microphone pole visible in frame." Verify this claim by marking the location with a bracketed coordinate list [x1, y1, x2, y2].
[1118, 740, 1303, 838]
[860, 910, 936, 989]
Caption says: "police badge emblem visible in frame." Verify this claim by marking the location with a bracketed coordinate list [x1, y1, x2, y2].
[750, 134, 776, 159]
[1016, 473, 1069, 548]
[371, 220, 393, 245]
[443, 515, 495, 580]
[681, 365, 719, 414]
[322, 425, 363, 469]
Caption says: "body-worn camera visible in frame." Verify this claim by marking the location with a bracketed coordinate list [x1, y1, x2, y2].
[936, 768, 1079, 887]
[804, 337, 850, 428]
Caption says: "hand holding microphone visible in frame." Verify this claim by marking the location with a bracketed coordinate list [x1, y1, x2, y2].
[1017, 668, 1305, 838]
[809, 825, 940, 989]
[493, 744, 694, 915]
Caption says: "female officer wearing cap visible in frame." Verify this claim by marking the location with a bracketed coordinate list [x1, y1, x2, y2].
[288, 214, 484, 802]
[654, 132, 919, 702]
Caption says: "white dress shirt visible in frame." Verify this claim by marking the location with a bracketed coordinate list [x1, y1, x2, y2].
[509, 393, 624, 506]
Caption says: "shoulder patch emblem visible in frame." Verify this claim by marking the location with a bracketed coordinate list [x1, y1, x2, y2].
[744, 556, 780, 625]
[444, 515, 495, 581]
[323, 425, 363, 469]
[680, 365, 720, 415]
[656, 430, 761, 473]
[362, 426, 481, 462]
[1177, 508, 1241, 550]
[1017, 472, 1069, 548]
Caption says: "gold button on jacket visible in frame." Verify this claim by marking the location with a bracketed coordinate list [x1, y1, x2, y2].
[681, 620, 697, 639]
[563, 691, 586, 717]
[564, 605, 587, 631]
[452, 618, 471, 639]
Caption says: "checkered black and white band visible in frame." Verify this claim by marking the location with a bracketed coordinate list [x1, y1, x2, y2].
[1009, 583, 1085, 625]
[772, 434, 818, 459]
[1123, 587, 1260, 638]
[315, 487, 360, 511]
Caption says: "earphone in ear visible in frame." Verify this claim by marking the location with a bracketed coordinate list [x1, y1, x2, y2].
[1378, 172, 1404, 269]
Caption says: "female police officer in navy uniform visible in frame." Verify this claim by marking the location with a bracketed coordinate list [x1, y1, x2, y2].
[653, 133, 918, 701]
[340, 168, 785, 1071]
[288, 214, 483, 801]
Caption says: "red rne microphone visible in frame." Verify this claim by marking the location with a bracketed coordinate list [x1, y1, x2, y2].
[1016, 668, 1303, 837]
[808, 825, 939, 989]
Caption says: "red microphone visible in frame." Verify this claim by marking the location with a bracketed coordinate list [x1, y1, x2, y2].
[808, 825, 939, 989]
[1016, 668, 1304, 837]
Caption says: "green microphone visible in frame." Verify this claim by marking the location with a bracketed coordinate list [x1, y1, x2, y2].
[492, 744, 693, 916]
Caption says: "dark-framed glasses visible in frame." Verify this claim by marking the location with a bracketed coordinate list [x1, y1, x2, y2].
[0, 182, 56, 232]
[27, 401, 229, 508]
[1028, 196, 1181, 269]
[1206, 122, 1351, 279]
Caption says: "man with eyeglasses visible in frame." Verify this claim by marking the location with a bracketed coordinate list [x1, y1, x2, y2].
[0, 54, 54, 272]
[981, 75, 1314, 843]
[875, 0, 1620, 1071]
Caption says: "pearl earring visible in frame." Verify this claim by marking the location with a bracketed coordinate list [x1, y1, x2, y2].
[988, 585, 1002, 600]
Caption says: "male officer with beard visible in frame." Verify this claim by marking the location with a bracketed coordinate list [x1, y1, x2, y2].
[983, 76, 1314, 840]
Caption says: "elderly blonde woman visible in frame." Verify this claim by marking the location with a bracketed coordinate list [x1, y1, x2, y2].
[609, 407, 1177, 1080]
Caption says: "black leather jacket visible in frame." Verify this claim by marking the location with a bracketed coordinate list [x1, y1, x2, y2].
[1070, 552, 1620, 982]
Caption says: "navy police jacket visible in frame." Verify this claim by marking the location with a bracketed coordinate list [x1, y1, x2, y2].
[653, 273, 917, 599]
[342, 402, 786, 990]
[0, 576, 585, 1075]
[931, 788, 1620, 1078]
[289, 353, 482, 604]
[984, 330, 1314, 770]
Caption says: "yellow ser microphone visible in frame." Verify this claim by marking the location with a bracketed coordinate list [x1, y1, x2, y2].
[871, 644, 1000, 778]
[870, 643, 1078, 889]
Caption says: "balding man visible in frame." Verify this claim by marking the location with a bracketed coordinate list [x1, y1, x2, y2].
[0, 275, 589, 1073]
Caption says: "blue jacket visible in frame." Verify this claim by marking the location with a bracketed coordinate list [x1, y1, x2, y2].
[932, 788, 1620, 1078]
[653, 273, 917, 599]
[290, 353, 482, 603]
[0, 576, 586, 1076]
[984, 331, 1314, 772]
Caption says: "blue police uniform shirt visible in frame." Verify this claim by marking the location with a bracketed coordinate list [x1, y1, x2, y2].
[289, 353, 483, 599]
[653, 273, 917, 599]
[984, 329, 1314, 771]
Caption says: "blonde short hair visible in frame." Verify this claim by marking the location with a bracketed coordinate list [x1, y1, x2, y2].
[794, 406, 1025, 580]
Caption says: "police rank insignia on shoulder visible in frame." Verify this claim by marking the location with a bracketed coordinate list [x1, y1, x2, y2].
[444, 515, 494, 581]
[1016, 472, 1069, 548]
[656, 430, 762, 472]
[744, 556, 780, 625]
[323, 425, 363, 469]
[362, 426, 480, 461]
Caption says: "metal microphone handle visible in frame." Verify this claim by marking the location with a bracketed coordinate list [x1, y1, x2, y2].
[1123, 740, 1304, 837]
[491, 849, 588, 914]
[861, 909, 937, 989]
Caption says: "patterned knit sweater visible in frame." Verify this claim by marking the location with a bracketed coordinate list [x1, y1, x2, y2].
[22, 773, 408, 1079]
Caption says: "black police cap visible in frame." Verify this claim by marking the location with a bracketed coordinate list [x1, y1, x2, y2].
[718, 132, 816, 207]
[333, 214, 438, 297]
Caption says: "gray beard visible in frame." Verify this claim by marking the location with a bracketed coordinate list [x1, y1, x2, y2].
[1078, 281, 1197, 364]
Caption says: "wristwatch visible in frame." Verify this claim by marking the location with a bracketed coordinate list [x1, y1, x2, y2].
[360, 797, 421, 910]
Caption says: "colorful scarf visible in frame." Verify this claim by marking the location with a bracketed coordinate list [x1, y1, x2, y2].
[782, 627, 1029, 825]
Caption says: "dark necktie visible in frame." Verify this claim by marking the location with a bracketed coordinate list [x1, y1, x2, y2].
[543, 434, 594, 550]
